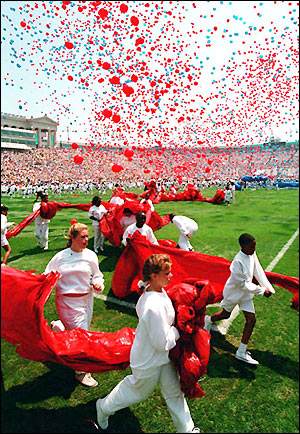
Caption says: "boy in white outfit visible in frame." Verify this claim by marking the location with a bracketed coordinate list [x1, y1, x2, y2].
[1, 204, 15, 265]
[122, 212, 159, 247]
[33, 193, 50, 250]
[88, 196, 107, 253]
[169, 213, 198, 251]
[204, 233, 274, 365]
[96, 254, 200, 433]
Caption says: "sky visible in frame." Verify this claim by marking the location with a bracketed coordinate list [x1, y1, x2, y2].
[1, 1, 299, 148]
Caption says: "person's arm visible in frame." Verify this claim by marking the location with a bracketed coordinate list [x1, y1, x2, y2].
[230, 260, 265, 295]
[144, 307, 179, 351]
[44, 254, 59, 275]
[90, 255, 104, 292]
[253, 253, 275, 294]
[122, 226, 131, 246]
[147, 227, 159, 245]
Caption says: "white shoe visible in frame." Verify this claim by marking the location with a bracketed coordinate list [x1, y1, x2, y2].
[75, 372, 98, 387]
[189, 428, 200, 433]
[203, 315, 212, 331]
[210, 323, 227, 335]
[235, 350, 259, 365]
[96, 399, 109, 429]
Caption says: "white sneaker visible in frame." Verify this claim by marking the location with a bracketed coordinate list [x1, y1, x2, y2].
[210, 323, 227, 335]
[203, 315, 212, 331]
[75, 372, 98, 387]
[191, 427, 201, 433]
[96, 399, 109, 429]
[235, 350, 259, 365]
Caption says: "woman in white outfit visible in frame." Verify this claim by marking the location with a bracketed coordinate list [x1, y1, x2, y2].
[45, 223, 104, 387]
[96, 254, 200, 433]
[33, 193, 50, 250]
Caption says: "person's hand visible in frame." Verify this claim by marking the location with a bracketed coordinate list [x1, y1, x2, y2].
[126, 237, 131, 245]
[92, 283, 103, 293]
[263, 289, 272, 298]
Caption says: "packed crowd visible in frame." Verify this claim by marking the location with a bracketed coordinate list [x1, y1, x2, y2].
[1, 143, 298, 195]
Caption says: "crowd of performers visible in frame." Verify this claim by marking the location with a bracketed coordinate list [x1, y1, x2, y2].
[1, 180, 299, 433]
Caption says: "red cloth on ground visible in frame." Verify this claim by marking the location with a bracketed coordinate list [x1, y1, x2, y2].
[1, 266, 135, 373]
[111, 233, 299, 310]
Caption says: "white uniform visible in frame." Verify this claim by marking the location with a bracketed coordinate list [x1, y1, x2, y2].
[1, 214, 13, 247]
[33, 201, 50, 250]
[122, 223, 159, 246]
[99, 289, 196, 433]
[110, 196, 124, 206]
[45, 248, 104, 330]
[172, 216, 198, 251]
[88, 204, 107, 252]
[221, 250, 275, 313]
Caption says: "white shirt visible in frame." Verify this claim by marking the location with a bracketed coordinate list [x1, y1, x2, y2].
[122, 223, 159, 246]
[88, 204, 107, 228]
[33, 201, 49, 224]
[44, 248, 104, 295]
[172, 215, 198, 236]
[130, 289, 179, 375]
[223, 250, 275, 305]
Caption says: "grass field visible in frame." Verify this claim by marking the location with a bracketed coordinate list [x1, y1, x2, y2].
[1, 188, 299, 433]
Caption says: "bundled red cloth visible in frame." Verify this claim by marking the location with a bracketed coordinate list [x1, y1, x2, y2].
[111, 233, 299, 310]
[1, 266, 135, 373]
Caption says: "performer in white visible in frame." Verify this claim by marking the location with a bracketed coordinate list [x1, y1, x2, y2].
[33, 193, 50, 250]
[45, 223, 104, 387]
[122, 212, 159, 247]
[169, 214, 198, 251]
[96, 254, 200, 433]
[88, 196, 107, 253]
[1, 204, 15, 265]
[204, 233, 274, 365]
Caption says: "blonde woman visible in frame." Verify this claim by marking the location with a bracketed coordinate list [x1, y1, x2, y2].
[96, 254, 200, 433]
[45, 222, 104, 387]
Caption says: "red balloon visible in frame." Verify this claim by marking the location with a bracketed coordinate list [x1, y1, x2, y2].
[65, 41, 74, 49]
[120, 4, 128, 13]
[124, 149, 134, 159]
[102, 109, 112, 118]
[130, 16, 139, 26]
[111, 164, 124, 173]
[67, 75, 74, 81]
[112, 114, 121, 123]
[98, 8, 108, 20]
[73, 155, 84, 165]
[71, 143, 79, 149]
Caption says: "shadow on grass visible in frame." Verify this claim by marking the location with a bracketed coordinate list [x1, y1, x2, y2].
[1, 396, 143, 433]
[208, 332, 299, 382]
[101, 288, 139, 318]
[9, 246, 52, 263]
[99, 245, 123, 273]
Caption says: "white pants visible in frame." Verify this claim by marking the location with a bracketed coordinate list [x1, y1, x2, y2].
[55, 292, 94, 330]
[93, 225, 104, 252]
[100, 362, 195, 433]
[178, 234, 193, 251]
[35, 221, 49, 249]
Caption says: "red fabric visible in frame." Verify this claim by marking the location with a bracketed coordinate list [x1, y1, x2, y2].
[141, 186, 225, 204]
[39, 201, 58, 219]
[1, 266, 135, 372]
[6, 209, 40, 239]
[111, 233, 299, 310]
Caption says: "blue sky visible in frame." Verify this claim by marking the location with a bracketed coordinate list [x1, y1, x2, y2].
[1, 1, 299, 146]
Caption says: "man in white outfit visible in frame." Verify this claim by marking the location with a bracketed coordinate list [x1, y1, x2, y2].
[169, 213, 198, 251]
[33, 193, 50, 250]
[204, 233, 274, 365]
[88, 196, 107, 253]
[122, 212, 159, 247]
[96, 254, 200, 433]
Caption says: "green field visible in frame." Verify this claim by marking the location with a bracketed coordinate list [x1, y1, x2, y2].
[1, 188, 299, 433]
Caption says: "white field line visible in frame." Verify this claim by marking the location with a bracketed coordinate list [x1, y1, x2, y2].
[95, 228, 299, 311]
[265, 228, 299, 272]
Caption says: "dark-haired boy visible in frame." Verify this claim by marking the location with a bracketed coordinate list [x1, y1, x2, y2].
[204, 233, 274, 365]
